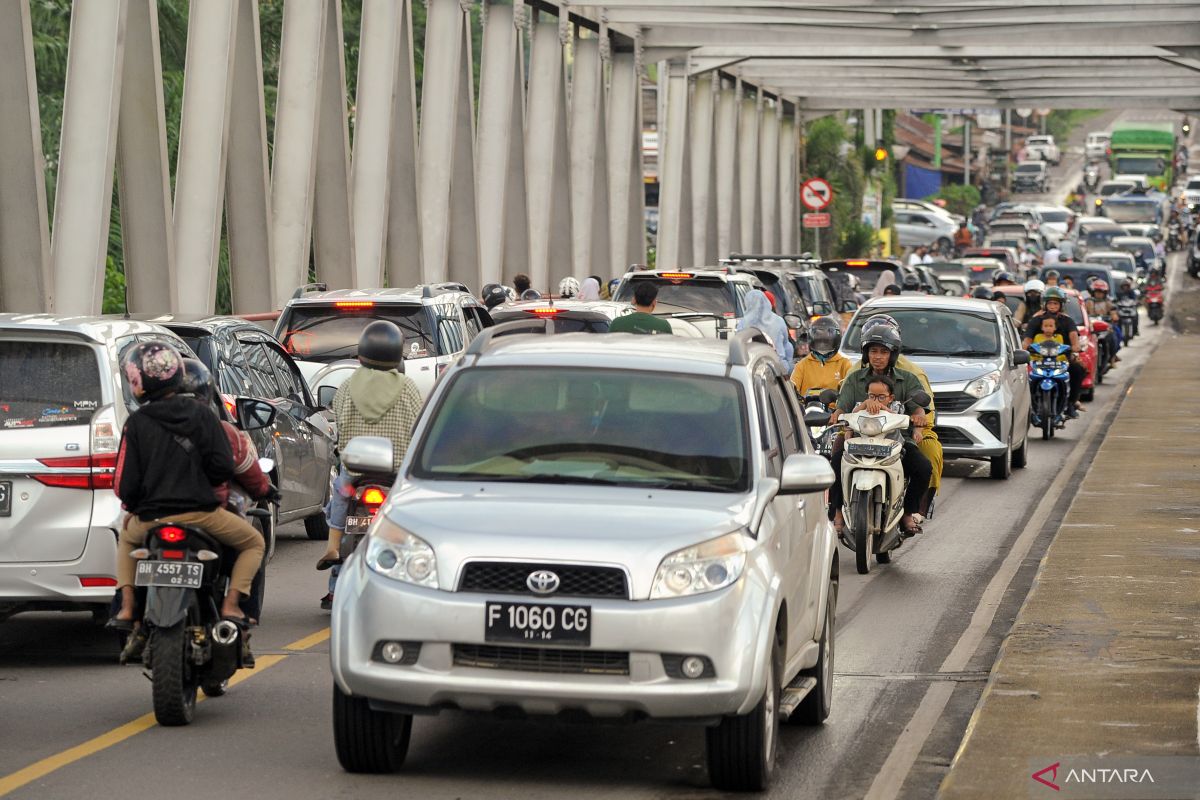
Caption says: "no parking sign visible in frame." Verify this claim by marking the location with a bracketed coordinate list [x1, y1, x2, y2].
[801, 178, 833, 211]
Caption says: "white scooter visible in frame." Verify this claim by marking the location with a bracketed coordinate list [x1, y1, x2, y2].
[833, 390, 929, 575]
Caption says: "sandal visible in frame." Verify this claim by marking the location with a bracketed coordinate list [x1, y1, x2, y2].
[316, 557, 344, 572]
[119, 628, 147, 665]
[320, 593, 334, 611]
[105, 617, 136, 633]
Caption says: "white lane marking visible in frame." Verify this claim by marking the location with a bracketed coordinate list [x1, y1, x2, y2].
[861, 333, 1150, 800]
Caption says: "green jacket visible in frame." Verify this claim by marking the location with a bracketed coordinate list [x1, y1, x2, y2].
[609, 312, 673, 335]
[836, 365, 930, 415]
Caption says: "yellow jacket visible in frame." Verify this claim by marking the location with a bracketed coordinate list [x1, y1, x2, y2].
[791, 352, 855, 398]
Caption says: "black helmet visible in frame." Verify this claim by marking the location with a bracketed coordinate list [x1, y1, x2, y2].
[179, 357, 214, 400]
[121, 341, 185, 402]
[481, 283, 508, 310]
[861, 314, 899, 334]
[883, 283, 902, 295]
[808, 316, 842, 355]
[357, 320, 404, 370]
[972, 285, 993, 299]
[520, 288, 542, 301]
[901, 275, 922, 291]
[860, 325, 901, 368]
[993, 270, 1016, 285]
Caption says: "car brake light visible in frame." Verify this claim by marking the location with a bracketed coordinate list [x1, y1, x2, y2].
[160, 550, 185, 560]
[335, 301, 375, 309]
[659, 272, 693, 279]
[845, 260, 869, 267]
[32, 453, 118, 490]
[359, 487, 387, 506]
[528, 307, 562, 317]
[157, 526, 187, 543]
[79, 576, 118, 588]
[221, 393, 238, 419]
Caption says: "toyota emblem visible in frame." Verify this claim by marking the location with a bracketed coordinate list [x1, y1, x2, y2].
[526, 570, 561, 595]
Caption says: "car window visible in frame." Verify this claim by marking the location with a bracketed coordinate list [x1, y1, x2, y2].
[413, 367, 750, 492]
[213, 334, 255, 397]
[237, 336, 282, 398]
[755, 376, 782, 477]
[767, 379, 802, 458]
[462, 303, 483, 340]
[845, 308, 1001, 356]
[434, 304, 466, 355]
[0, 340, 103, 429]
[615, 276, 736, 316]
[278, 303, 437, 362]
[262, 343, 305, 401]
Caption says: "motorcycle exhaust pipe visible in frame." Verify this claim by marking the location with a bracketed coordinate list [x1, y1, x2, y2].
[212, 619, 240, 646]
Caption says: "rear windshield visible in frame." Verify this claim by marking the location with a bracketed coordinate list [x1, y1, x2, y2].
[615, 277, 736, 315]
[1113, 240, 1154, 261]
[1100, 183, 1133, 196]
[1114, 156, 1166, 176]
[278, 304, 437, 362]
[1088, 254, 1135, 271]
[489, 313, 611, 334]
[0, 341, 102, 429]
[1084, 229, 1123, 249]
[1015, 164, 1043, 174]
[1104, 203, 1160, 224]
[1039, 210, 1070, 223]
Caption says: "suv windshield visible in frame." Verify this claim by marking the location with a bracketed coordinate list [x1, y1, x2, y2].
[1084, 228, 1123, 249]
[1113, 156, 1166, 176]
[1104, 203, 1160, 224]
[278, 304, 437, 362]
[1038, 209, 1070, 223]
[414, 368, 749, 492]
[0, 341, 102, 429]
[1015, 164, 1043, 174]
[1100, 182, 1133, 196]
[615, 277, 736, 316]
[844, 308, 1001, 357]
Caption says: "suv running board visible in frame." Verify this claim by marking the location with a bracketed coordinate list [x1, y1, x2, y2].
[777, 676, 818, 721]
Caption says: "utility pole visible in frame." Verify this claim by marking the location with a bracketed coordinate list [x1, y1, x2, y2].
[964, 117, 972, 187]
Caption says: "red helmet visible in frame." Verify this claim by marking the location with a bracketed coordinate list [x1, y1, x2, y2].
[763, 290, 778, 311]
[1090, 279, 1109, 294]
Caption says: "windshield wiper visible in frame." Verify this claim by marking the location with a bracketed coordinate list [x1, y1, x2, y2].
[949, 349, 1001, 357]
[901, 348, 950, 355]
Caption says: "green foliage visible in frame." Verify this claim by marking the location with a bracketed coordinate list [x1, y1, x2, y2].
[102, 257, 126, 315]
[923, 184, 981, 218]
[1045, 109, 1103, 143]
[800, 115, 867, 259]
[836, 221, 876, 259]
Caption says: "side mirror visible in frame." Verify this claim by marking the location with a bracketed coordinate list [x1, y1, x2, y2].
[817, 388, 839, 406]
[236, 398, 277, 432]
[803, 408, 831, 427]
[1012, 349, 1031, 366]
[257, 457, 275, 474]
[783, 313, 804, 330]
[317, 385, 338, 408]
[910, 390, 932, 408]
[1092, 320, 1110, 333]
[779, 453, 835, 495]
[811, 302, 833, 317]
[840, 301, 859, 313]
[342, 436, 394, 474]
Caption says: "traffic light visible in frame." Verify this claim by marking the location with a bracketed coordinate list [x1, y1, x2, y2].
[874, 147, 889, 162]
[1183, 118, 1192, 135]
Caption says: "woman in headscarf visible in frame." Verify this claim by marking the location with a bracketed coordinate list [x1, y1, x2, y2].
[871, 269, 898, 298]
[737, 289, 793, 367]
[579, 277, 602, 301]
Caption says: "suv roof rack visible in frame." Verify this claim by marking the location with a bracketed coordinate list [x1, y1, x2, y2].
[291, 282, 328, 299]
[421, 282, 471, 298]
[723, 253, 817, 262]
[725, 326, 773, 370]
[464, 318, 556, 358]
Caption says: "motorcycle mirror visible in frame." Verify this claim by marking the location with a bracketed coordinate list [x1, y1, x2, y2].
[804, 408, 832, 427]
[910, 390, 932, 407]
[818, 388, 839, 405]
[257, 458, 275, 474]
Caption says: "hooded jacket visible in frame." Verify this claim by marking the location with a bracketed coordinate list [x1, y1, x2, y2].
[115, 395, 234, 520]
[332, 367, 423, 472]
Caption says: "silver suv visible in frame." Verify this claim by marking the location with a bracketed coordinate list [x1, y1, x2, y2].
[840, 296, 1032, 479]
[611, 268, 761, 339]
[0, 316, 194, 619]
[273, 284, 493, 399]
[330, 327, 839, 791]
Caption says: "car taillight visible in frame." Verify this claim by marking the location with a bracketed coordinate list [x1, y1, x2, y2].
[846, 260, 868, 267]
[157, 526, 187, 543]
[528, 307, 562, 317]
[79, 576, 117, 588]
[32, 453, 118, 490]
[335, 301, 375, 309]
[659, 272, 693, 279]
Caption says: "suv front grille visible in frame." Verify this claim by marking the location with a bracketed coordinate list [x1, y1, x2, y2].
[452, 644, 629, 675]
[934, 392, 977, 414]
[934, 426, 973, 447]
[458, 562, 628, 599]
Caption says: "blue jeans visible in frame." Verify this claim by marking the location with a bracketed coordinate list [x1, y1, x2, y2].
[325, 466, 354, 531]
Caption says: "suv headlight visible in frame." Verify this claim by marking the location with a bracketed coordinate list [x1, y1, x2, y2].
[963, 371, 1002, 399]
[651, 532, 747, 599]
[365, 525, 438, 588]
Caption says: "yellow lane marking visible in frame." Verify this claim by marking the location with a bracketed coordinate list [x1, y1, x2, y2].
[0, 627, 330, 798]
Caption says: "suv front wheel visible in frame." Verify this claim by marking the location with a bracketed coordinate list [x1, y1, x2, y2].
[706, 640, 779, 791]
[333, 684, 412, 773]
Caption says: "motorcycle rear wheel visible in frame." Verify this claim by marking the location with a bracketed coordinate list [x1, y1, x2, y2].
[1041, 390, 1054, 440]
[151, 623, 197, 726]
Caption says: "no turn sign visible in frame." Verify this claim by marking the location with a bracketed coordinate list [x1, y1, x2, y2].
[801, 178, 833, 211]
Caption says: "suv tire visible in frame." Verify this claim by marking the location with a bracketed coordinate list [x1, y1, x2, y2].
[333, 684, 412, 773]
[707, 640, 779, 791]
[305, 514, 330, 541]
[990, 440, 1012, 479]
[793, 570, 836, 725]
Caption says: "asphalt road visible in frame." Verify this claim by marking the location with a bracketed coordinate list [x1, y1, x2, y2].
[0, 133, 1182, 800]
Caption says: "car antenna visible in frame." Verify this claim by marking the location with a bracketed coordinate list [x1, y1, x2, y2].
[122, 269, 131, 319]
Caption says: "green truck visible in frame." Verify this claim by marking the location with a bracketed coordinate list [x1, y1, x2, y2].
[1108, 121, 1176, 191]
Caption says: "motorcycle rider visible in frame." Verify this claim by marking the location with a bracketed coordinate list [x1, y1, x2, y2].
[480, 282, 509, 311]
[109, 343, 265, 633]
[830, 327, 932, 537]
[954, 222, 973, 254]
[317, 321, 423, 604]
[791, 317, 854, 398]
[1024, 279, 1045, 315]
[1084, 280, 1121, 363]
[1021, 287, 1086, 417]
[859, 315, 943, 516]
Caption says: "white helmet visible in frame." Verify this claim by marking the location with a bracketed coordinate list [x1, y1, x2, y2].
[1024, 279, 1046, 294]
[558, 276, 581, 298]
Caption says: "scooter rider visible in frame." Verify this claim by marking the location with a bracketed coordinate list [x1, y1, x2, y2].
[110, 343, 265, 633]
[1085, 280, 1121, 363]
[317, 322, 423, 593]
[1021, 287, 1086, 417]
[858, 315, 943, 517]
[791, 316, 854, 397]
[830, 326, 933, 537]
[1024, 279, 1045, 316]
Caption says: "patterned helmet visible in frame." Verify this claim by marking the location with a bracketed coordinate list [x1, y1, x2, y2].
[122, 341, 184, 402]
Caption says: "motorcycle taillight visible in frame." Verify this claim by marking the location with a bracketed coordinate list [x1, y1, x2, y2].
[356, 485, 388, 516]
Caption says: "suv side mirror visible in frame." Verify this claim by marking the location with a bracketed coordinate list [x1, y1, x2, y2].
[783, 313, 804, 330]
[236, 398, 277, 432]
[342, 436, 394, 474]
[811, 301, 833, 316]
[317, 385, 338, 408]
[779, 454, 835, 494]
[1012, 349, 1031, 366]
[839, 300, 859, 313]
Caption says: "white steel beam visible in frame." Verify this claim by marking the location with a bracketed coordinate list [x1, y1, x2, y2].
[115, 0, 174, 313]
[311, 0, 355, 290]
[759, 101, 780, 253]
[50, 0, 127, 315]
[445, 6, 479, 290]
[270, 2, 325, 306]
[606, 51, 645, 276]
[569, 38, 609, 284]
[689, 75, 718, 265]
[224, 0, 274, 313]
[385, 0, 422, 290]
[0, 0, 52, 312]
[778, 114, 798, 253]
[713, 81, 741, 257]
[738, 95, 761, 254]
[656, 62, 691, 270]
[525, 19, 572, 292]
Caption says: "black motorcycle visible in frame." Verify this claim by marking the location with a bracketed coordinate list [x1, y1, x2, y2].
[335, 436, 398, 563]
[1116, 298, 1139, 341]
[1167, 221, 1183, 251]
